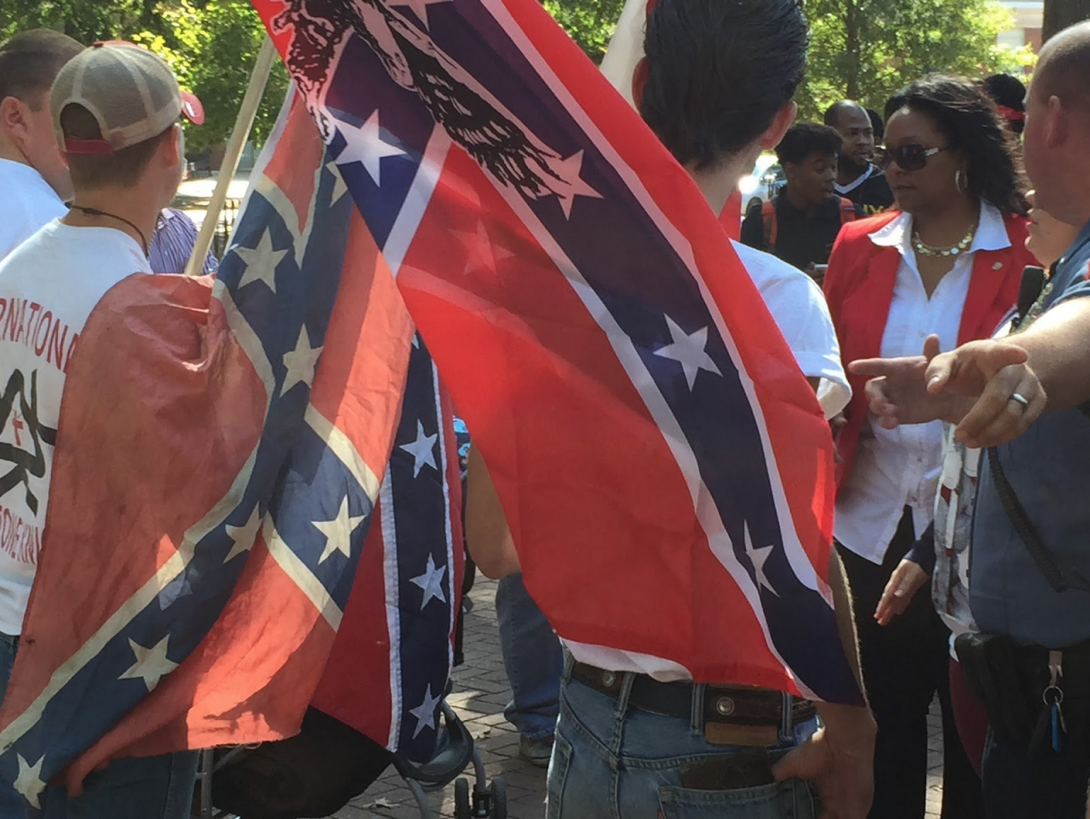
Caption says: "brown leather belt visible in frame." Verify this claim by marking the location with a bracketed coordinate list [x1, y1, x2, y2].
[571, 661, 816, 747]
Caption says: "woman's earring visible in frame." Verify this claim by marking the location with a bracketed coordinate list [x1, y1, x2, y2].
[955, 169, 967, 193]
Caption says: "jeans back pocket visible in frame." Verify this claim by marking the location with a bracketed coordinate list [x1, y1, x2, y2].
[658, 777, 816, 819]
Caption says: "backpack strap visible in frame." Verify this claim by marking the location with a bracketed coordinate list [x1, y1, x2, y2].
[837, 196, 859, 225]
[761, 200, 778, 249]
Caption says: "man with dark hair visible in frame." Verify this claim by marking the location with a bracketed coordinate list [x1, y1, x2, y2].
[740, 122, 861, 278]
[469, 1, 876, 817]
[846, 20, 1090, 819]
[0, 41, 203, 818]
[824, 100, 894, 215]
[0, 29, 83, 258]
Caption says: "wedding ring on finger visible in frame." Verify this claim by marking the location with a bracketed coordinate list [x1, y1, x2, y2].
[1010, 392, 1031, 410]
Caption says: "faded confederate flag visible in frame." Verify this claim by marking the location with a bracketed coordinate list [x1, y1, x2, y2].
[0, 92, 420, 803]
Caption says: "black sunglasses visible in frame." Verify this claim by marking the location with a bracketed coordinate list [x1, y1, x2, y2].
[878, 144, 948, 172]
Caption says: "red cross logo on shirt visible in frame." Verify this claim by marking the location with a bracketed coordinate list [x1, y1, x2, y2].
[10, 413, 23, 447]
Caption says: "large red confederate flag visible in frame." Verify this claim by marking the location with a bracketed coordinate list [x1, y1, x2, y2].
[253, 0, 860, 702]
[0, 0, 860, 805]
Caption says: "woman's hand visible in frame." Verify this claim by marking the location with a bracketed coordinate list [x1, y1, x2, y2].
[874, 559, 929, 626]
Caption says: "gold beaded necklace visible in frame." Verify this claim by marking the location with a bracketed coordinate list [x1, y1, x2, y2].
[912, 223, 977, 258]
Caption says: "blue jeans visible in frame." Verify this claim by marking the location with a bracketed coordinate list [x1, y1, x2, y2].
[0, 633, 199, 819]
[546, 664, 818, 819]
[496, 573, 563, 740]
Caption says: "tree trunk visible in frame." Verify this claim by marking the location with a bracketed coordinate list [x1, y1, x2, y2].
[844, 0, 861, 99]
[1043, 0, 1090, 43]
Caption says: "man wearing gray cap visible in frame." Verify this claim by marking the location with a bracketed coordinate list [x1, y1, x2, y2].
[0, 41, 203, 818]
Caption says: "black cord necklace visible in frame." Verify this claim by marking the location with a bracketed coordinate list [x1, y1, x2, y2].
[69, 204, 149, 257]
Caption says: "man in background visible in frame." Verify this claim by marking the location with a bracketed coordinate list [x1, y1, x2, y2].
[0, 29, 82, 259]
[825, 99, 894, 215]
[741, 121, 861, 280]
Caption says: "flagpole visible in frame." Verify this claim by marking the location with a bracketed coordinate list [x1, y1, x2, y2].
[183, 35, 278, 278]
[599, 0, 649, 106]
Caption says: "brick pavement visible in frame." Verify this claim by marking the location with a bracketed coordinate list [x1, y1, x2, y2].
[329, 578, 946, 819]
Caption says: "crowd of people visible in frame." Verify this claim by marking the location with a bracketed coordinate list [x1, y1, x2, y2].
[1, 2, 1090, 819]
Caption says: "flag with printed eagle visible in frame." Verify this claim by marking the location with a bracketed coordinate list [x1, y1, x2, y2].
[0, 0, 863, 807]
[252, 0, 860, 702]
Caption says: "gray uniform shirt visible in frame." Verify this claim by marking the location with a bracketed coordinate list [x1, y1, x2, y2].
[971, 220, 1090, 647]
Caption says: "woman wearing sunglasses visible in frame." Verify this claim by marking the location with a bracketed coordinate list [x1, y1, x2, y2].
[822, 75, 1034, 819]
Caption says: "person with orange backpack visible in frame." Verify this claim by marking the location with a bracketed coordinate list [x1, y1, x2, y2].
[741, 122, 862, 282]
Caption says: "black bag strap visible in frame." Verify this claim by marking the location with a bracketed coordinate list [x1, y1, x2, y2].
[987, 447, 1090, 593]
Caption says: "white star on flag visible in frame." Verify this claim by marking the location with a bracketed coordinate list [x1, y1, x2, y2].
[653, 316, 722, 390]
[233, 228, 289, 293]
[552, 150, 602, 219]
[452, 220, 515, 275]
[325, 160, 349, 203]
[336, 110, 407, 187]
[312, 496, 367, 564]
[281, 326, 324, 395]
[13, 755, 46, 808]
[744, 521, 779, 597]
[399, 420, 439, 477]
[410, 554, 448, 609]
[119, 636, 179, 692]
[224, 506, 262, 564]
[392, 0, 451, 28]
[408, 684, 443, 738]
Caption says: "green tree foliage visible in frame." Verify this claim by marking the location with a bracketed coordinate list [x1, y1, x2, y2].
[0, 0, 288, 153]
[3, 0, 1036, 151]
[539, 0, 1035, 123]
[542, 0, 626, 64]
[789, 0, 1034, 120]
[142, 1, 289, 152]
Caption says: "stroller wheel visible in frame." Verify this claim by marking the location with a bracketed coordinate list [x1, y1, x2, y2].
[489, 777, 507, 818]
[454, 777, 471, 818]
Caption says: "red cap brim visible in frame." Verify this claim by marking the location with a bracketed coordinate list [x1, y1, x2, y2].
[181, 91, 205, 126]
[64, 137, 115, 155]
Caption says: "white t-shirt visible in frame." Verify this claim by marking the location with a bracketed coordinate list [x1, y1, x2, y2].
[0, 222, 149, 634]
[0, 159, 68, 261]
[566, 242, 850, 680]
[731, 241, 850, 419]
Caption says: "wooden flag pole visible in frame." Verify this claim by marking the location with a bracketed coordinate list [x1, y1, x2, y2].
[599, 0, 648, 106]
[183, 35, 278, 278]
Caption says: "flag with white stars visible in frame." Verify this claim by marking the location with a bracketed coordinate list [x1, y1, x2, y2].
[0, 91, 418, 804]
[310, 335, 464, 762]
[253, 0, 862, 704]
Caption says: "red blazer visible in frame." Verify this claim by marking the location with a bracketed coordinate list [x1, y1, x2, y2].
[823, 209, 1033, 489]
